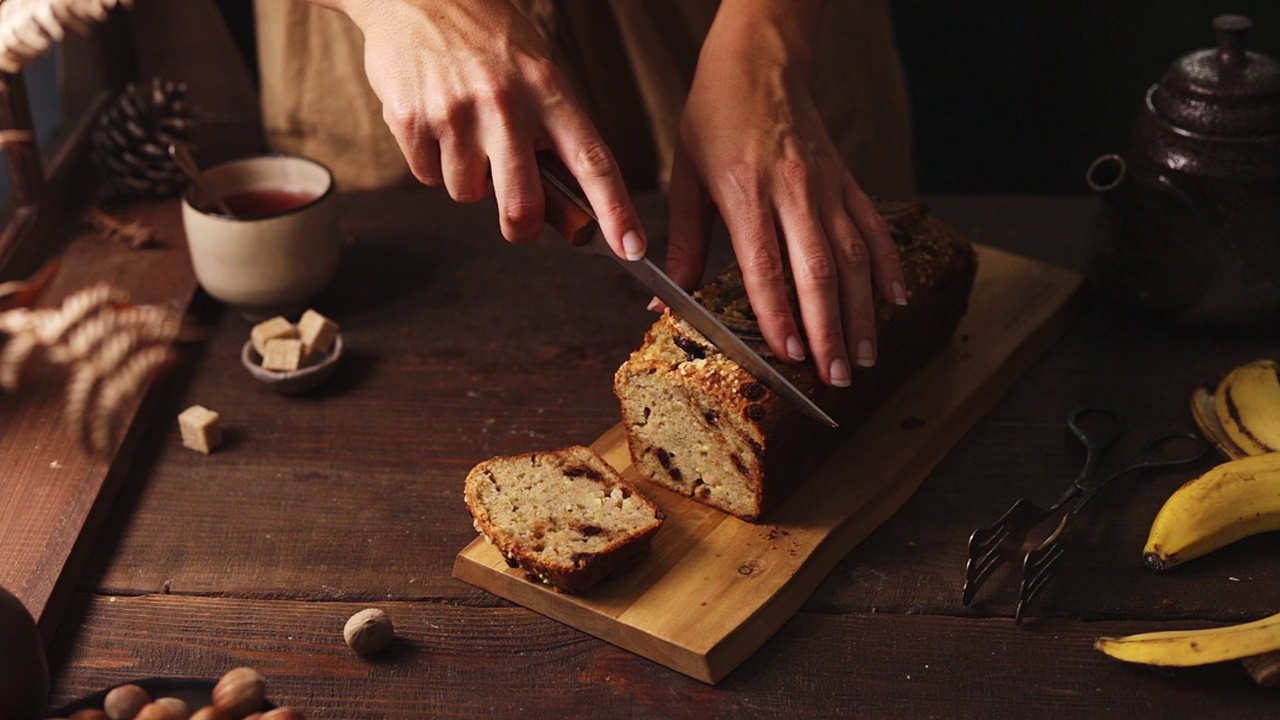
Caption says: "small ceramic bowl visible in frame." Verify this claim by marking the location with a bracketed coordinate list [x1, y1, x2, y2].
[241, 334, 343, 394]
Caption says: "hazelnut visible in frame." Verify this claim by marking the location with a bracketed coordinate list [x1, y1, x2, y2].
[134, 703, 185, 720]
[343, 608, 394, 655]
[211, 667, 266, 716]
[261, 710, 306, 720]
[153, 698, 191, 720]
[188, 708, 232, 720]
[70, 710, 109, 720]
[105, 684, 152, 720]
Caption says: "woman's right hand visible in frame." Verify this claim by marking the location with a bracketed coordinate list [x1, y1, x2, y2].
[327, 0, 648, 261]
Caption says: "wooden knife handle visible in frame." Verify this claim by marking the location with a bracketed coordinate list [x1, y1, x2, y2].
[537, 151, 597, 247]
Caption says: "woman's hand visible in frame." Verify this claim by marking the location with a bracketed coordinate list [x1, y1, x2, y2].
[665, 0, 906, 387]
[327, 0, 647, 261]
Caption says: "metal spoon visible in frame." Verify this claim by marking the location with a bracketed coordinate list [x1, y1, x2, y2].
[168, 142, 234, 215]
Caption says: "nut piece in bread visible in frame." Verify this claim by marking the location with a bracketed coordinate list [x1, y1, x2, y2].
[178, 404, 221, 454]
[464, 446, 665, 593]
[614, 201, 978, 521]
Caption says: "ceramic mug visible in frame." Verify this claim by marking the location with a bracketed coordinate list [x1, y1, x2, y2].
[181, 154, 339, 320]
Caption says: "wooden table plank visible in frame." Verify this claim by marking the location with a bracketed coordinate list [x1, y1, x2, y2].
[0, 200, 199, 640]
[45, 594, 1274, 719]
[36, 192, 1280, 716]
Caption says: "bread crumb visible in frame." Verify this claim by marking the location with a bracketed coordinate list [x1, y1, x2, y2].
[178, 405, 221, 454]
[250, 316, 297, 356]
[297, 308, 340, 357]
[262, 338, 304, 371]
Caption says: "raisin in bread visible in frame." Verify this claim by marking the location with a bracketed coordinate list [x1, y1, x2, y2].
[614, 201, 978, 521]
[464, 445, 665, 593]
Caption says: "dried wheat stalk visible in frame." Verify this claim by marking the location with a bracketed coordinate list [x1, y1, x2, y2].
[0, 0, 132, 75]
[0, 282, 180, 454]
[82, 207, 158, 249]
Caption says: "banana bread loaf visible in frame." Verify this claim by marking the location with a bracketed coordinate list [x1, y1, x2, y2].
[464, 445, 665, 593]
[613, 201, 978, 521]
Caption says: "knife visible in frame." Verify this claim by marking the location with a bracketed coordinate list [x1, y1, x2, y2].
[536, 150, 838, 428]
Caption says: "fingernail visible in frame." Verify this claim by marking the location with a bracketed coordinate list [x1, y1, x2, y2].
[785, 336, 806, 361]
[829, 358, 851, 387]
[646, 296, 662, 312]
[623, 230, 645, 261]
[855, 339, 876, 368]
[892, 281, 908, 306]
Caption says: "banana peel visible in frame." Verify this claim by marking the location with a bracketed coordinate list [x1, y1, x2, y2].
[1190, 385, 1248, 461]
[1213, 359, 1280, 455]
[1096, 612, 1280, 667]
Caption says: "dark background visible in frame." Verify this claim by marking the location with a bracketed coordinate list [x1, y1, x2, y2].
[890, 2, 1280, 194]
[213, 1, 1280, 196]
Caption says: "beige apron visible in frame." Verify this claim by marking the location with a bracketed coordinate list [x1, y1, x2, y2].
[253, 0, 914, 199]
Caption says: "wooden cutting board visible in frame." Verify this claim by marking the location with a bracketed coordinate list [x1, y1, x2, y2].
[453, 244, 1082, 684]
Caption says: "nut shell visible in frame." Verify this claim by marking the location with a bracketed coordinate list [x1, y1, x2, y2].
[343, 607, 394, 655]
[134, 703, 185, 720]
[188, 708, 232, 720]
[154, 698, 191, 719]
[104, 684, 152, 720]
[212, 667, 266, 716]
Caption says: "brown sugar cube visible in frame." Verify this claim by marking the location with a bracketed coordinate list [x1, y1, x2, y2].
[250, 316, 298, 356]
[178, 405, 221, 454]
[296, 308, 339, 357]
[262, 338, 304, 371]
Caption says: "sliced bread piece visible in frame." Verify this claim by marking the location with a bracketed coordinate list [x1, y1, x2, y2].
[464, 445, 665, 593]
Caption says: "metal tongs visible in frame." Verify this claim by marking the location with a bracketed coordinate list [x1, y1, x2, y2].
[962, 406, 1207, 622]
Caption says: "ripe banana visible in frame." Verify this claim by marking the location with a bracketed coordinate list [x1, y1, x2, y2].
[1213, 359, 1280, 456]
[1144, 452, 1280, 571]
[1095, 611, 1280, 666]
[1190, 385, 1247, 460]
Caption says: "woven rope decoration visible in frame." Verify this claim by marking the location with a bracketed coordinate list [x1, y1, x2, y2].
[0, 0, 132, 75]
[0, 282, 180, 454]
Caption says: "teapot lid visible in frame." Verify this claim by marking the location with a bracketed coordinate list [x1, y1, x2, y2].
[1150, 15, 1280, 137]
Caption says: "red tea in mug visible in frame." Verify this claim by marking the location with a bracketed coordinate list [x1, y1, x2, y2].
[220, 187, 318, 217]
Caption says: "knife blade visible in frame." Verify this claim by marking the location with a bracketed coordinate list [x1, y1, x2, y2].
[536, 151, 837, 428]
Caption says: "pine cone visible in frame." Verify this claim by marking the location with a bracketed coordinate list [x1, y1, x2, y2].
[91, 76, 197, 197]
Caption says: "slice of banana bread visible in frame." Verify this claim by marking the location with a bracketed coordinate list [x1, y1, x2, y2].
[464, 445, 665, 593]
[614, 201, 978, 521]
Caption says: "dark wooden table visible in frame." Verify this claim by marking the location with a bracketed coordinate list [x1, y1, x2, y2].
[38, 191, 1279, 717]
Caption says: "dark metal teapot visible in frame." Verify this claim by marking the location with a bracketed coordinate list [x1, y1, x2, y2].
[1087, 14, 1280, 329]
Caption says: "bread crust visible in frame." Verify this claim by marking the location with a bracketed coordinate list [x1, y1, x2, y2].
[614, 201, 979, 521]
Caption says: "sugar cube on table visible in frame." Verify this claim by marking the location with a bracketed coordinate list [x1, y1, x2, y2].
[178, 405, 221, 454]
[251, 315, 298, 356]
[297, 309, 340, 357]
[262, 338, 304, 371]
